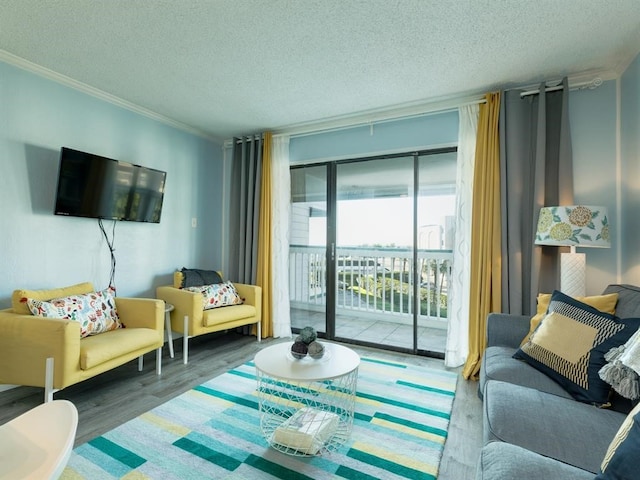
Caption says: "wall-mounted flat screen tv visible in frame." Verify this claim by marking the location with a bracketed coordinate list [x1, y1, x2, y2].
[54, 147, 167, 223]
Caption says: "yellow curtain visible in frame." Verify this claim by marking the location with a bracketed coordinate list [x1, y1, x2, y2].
[256, 132, 273, 338]
[462, 92, 502, 380]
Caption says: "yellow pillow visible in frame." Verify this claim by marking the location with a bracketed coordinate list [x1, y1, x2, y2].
[12, 282, 95, 315]
[520, 292, 619, 346]
[173, 271, 183, 289]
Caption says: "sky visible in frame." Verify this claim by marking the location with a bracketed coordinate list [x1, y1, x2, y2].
[308, 195, 455, 248]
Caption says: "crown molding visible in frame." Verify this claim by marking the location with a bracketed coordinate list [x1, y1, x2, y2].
[0, 49, 219, 142]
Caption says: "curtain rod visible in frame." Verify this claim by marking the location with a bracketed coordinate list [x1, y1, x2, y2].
[519, 77, 603, 98]
[272, 94, 486, 140]
[223, 97, 485, 145]
[225, 134, 262, 146]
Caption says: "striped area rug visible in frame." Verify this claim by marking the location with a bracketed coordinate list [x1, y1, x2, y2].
[62, 356, 458, 479]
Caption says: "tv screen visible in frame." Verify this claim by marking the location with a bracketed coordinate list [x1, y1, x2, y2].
[54, 147, 167, 223]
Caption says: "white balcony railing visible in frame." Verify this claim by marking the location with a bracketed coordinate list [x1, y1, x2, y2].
[289, 245, 453, 327]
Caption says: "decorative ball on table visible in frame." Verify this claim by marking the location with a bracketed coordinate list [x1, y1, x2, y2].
[290, 326, 324, 359]
[290, 340, 308, 359]
[299, 326, 317, 344]
[307, 340, 325, 359]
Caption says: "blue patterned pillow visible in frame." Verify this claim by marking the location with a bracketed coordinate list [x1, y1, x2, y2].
[514, 290, 640, 406]
[596, 402, 640, 479]
[27, 287, 122, 338]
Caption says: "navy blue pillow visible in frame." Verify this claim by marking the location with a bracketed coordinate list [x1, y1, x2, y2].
[181, 268, 223, 288]
[514, 290, 640, 406]
[595, 403, 640, 479]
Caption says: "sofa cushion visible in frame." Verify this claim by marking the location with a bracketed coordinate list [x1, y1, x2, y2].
[483, 380, 625, 473]
[12, 282, 94, 315]
[480, 346, 572, 400]
[180, 268, 223, 288]
[26, 287, 122, 338]
[596, 402, 640, 479]
[202, 304, 256, 327]
[603, 284, 640, 319]
[476, 442, 594, 480]
[514, 290, 640, 406]
[521, 292, 619, 345]
[80, 327, 161, 370]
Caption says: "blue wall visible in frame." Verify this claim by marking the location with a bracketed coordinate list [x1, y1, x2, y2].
[570, 80, 620, 292]
[621, 53, 640, 285]
[0, 61, 223, 306]
[289, 111, 459, 163]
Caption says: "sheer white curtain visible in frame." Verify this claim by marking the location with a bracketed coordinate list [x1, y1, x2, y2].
[270, 135, 293, 338]
[445, 104, 479, 367]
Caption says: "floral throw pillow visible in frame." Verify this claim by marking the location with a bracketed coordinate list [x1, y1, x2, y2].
[184, 281, 244, 310]
[27, 287, 122, 338]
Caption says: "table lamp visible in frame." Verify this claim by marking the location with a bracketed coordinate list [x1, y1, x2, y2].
[535, 205, 610, 297]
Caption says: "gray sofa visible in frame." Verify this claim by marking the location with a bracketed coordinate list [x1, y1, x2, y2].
[476, 284, 640, 479]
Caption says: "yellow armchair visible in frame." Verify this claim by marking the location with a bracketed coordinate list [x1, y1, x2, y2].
[156, 271, 261, 363]
[0, 282, 164, 402]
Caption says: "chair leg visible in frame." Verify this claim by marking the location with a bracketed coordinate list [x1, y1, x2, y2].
[257, 321, 261, 342]
[156, 347, 162, 375]
[183, 315, 189, 365]
[165, 310, 175, 359]
[138, 355, 144, 371]
[44, 357, 58, 403]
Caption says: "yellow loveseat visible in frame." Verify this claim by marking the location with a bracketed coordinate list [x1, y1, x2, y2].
[0, 282, 164, 402]
[156, 271, 261, 363]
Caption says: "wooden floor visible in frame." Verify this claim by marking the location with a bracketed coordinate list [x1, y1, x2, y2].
[0, 333, 483, 479]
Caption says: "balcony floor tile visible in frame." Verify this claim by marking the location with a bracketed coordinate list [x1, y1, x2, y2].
[291, 307, 446, 354]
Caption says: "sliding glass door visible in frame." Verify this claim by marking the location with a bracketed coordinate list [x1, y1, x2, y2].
[290, 165, 329, 336]
[416, 153, 456, 353]
[335, 157, 415, 349]
[290, 148, 456, 357]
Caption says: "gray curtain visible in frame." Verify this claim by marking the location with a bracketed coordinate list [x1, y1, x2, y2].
[228, 136, 263, 284]
[499, 77, 574, 315]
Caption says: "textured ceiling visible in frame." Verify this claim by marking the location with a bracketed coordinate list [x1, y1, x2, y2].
[1, 0, 639, 141]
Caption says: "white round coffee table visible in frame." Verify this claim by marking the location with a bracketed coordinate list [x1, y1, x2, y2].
[254, 341, 360, 456]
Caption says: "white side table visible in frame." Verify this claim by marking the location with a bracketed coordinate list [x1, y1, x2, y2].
[254, 341, 360, 456]
[0, 399, 78, 479]
[164, 303, 175, 358]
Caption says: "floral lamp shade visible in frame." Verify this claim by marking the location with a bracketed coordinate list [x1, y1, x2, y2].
[535, 205, 610, 248]
[535, 205, 610, 298]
